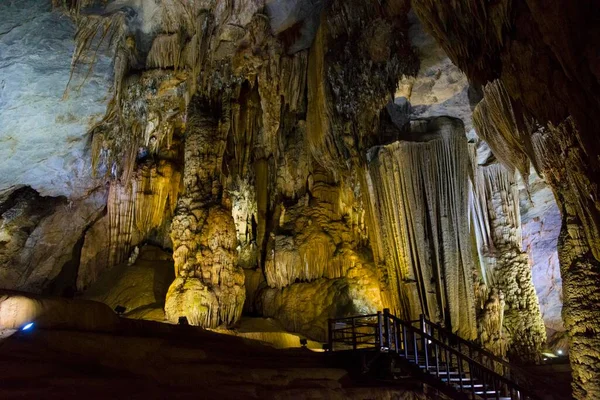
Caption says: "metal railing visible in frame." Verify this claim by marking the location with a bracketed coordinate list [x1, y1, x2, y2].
[328, 309, 540, 400]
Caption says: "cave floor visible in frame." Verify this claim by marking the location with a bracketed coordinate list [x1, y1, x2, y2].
[0, 321, 432, 400]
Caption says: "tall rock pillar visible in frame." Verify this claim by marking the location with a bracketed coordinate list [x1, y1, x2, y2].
[165, 99, 245, 327]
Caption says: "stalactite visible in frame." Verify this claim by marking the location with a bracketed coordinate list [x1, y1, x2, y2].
[306, 18, 340, 172]
[263, 166, 374, 291]
[367, 118, 477, 340]
[165, 100, 245, 328]
[473, 80, 535, 182]
[146, 33, 181, 70]
[106, 161, 181, 268]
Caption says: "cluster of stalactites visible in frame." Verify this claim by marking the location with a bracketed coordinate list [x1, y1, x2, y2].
[367, 124, 478, 340]
[264, 172, 371, 290]
[107, 161, 180, 267]
[473, 80, 534, 184]
[469, 158, 522, 286]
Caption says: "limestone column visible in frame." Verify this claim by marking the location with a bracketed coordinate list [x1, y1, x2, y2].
[165, 99, 245, 327]
[474, 163, 546, 362]
[533, 119, 600, 399]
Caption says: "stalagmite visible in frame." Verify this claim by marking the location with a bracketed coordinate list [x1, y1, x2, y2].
[165, 99, 245, 328]
[471, 162, 546, 362]
[367, 117, 477, 340]
[477, 288, 507, 359]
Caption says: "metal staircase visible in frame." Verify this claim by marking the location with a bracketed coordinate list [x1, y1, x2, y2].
[326, 309, 540, 400]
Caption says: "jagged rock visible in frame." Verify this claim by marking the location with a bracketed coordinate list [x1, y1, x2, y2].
[411, 1, 600, 394]
[0, 186, 106, 295]
[471, 162, 546, 362]
[78, 215, 111, 292]
[520, 170, 563, 333]
[166, 100, 245, 328]
[397, 12, 472, 132]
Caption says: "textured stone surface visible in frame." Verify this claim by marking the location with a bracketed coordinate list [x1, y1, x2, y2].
[0, 186, 106, 294]
[83, 245, 173, 321]
[0, 0, 111, 198]
[166, 101, 245, 328]
[367, 117, 477, 340]
[258, 268, 383, 341]
[472, 163, 546, 362]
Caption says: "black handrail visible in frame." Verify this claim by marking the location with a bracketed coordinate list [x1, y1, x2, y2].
[419, 315, 559, 397]
[420, 317, 512, 373]
[328, 310, 540, 400]
[389, 312, 535, 399]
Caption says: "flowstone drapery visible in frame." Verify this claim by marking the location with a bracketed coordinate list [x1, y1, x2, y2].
[367, 117, 477, 340]
[165, 100, 245, 328]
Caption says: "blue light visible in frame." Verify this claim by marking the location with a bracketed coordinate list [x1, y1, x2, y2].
[21, 322, 34, 331]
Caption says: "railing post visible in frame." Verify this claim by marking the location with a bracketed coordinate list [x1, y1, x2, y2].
[469, 360, 476, 399]
[419, 314, 429, 369]
[482, 370, 488, 400]
[383, 308, 391, 350]
[376, 311, 383, 351]
[327, 318, 333, 352]
[457, 353, 464, 392]
[351, 317, 358, 350]
[445, 347, 451, 386]
[434, 343, 440, 378]
[393, 319, 399, 352]
[493, 376, 499, 400]
[413, 328, 418, 363]
[402, 324, 408, 358]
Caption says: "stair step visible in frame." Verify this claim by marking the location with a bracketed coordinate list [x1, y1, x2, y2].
[441, 377, 476, 382]
[422, 370, 465, 376]
[475, 391, 500, 395]
[455, 383, 484, 388]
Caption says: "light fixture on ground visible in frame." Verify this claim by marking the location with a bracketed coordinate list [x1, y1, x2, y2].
[114, 305, 126, 315]
[300, 338, 307, 347]
[178, 316, 189, 326]
[21, 322, 34, 331]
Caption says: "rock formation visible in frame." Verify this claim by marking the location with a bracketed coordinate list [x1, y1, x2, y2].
[165, 99, 245, 327]
[471, 162, 546, 362]
[367, 117, 477, 340]
[3, 1, 595, 396]
[412, 1, 600, 396]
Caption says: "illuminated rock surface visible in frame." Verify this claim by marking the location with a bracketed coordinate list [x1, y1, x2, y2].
[1, 0, 597, 397]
